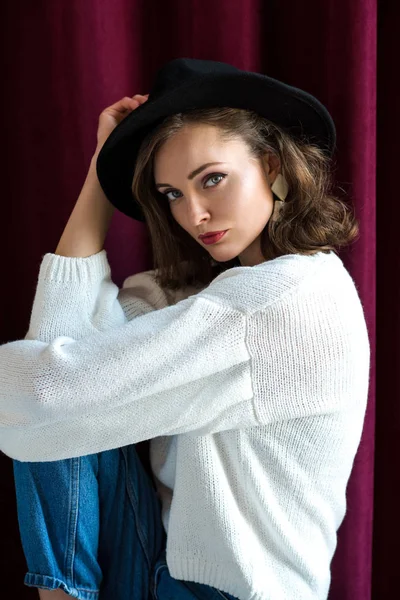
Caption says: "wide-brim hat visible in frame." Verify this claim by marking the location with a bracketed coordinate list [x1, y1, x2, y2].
[96, 57, 336, 222]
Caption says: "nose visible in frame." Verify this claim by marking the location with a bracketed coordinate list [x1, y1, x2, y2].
[184, 193, 211, 227]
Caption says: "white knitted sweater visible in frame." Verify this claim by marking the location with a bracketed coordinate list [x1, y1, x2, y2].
[0, 249, 370, 600]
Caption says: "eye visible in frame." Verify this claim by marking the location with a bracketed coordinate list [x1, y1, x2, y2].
[204, 173, 226, 188]
[163, 173, 227, 202]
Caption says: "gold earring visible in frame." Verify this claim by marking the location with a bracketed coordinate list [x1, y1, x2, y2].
[271, 173, 289, 201]
[270, 173, 289, 222]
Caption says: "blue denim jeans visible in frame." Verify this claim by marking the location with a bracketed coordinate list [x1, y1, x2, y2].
[13, 444, 239, 600]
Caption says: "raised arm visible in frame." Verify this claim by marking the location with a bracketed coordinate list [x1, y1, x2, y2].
[54, 93, 149, 259]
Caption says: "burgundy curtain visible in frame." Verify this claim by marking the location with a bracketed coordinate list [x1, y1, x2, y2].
[1, 0, 391, 597]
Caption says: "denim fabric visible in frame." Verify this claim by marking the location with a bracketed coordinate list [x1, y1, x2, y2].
[13, 444, 239, 600]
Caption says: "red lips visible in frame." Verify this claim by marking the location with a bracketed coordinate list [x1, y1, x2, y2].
[199, 230, 228, 245]
[198, 230, 227, 240]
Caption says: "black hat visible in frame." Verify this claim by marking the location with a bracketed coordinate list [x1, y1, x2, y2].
[96, 57, 336, 222]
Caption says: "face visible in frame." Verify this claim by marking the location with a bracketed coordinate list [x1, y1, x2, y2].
[153, 124, 280, 267]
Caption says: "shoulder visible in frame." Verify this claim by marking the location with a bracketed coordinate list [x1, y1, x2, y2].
[198, 251, 353, 315]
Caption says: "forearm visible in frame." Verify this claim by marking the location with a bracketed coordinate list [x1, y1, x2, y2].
[55, 148, 115, 258]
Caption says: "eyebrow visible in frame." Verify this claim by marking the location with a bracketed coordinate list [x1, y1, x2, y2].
[155, 162, 227, 189]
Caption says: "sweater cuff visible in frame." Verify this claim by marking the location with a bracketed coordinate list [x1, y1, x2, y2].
[38, 249, 111, 284]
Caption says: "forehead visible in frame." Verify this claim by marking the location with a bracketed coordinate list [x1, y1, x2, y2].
[153, 125, 246, 177]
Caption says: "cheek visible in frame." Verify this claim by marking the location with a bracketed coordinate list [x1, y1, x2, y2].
[229, 178, 260, 210]
[236, 173, 258, 196]
[169, 205, 187, 229]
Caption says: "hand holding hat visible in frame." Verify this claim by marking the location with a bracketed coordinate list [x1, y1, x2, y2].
[95, 93, 149, 153]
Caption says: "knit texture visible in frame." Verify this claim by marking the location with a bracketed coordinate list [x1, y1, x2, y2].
[0, 249, 370, 600]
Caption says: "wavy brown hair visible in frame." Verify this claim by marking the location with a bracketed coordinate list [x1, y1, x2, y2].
[131, 107, 359, 291]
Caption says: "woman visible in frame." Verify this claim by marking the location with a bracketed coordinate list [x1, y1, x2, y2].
[0, 58, 370, 599]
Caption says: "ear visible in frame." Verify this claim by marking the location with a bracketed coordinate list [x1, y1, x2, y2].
[262, 152, 281, 182]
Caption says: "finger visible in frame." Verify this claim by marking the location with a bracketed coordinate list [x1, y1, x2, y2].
[132, 94, 148, 102]
[102, 95, 146, 118]
[112, 98, 140, 115]
[109, 95, 146, 109]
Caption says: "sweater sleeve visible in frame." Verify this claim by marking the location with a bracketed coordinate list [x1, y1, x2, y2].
[23, 250, 180, 343]
[0, 254, 253, 461]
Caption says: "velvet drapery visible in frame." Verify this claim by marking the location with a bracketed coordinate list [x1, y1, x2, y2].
[1, 0, 391, 597]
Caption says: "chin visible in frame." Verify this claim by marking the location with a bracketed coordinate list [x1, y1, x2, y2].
[208, 250, 240, 264]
